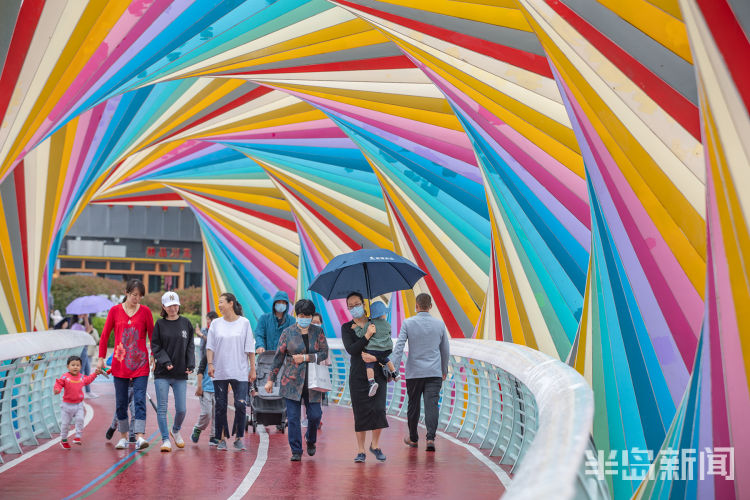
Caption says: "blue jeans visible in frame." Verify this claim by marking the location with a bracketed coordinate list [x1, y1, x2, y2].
[214, 379, 248, 440]
[80, 348, 91, 393]
[285, 393, 322, 454]
[114, 376, 148, 434]
[154, 378, 187, 441]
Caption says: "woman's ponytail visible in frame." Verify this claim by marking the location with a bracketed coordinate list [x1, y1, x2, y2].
[234, 301, 243, 317]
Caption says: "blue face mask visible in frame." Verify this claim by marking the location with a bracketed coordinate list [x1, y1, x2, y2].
[274, 303, 287, 313]
[297, 317, 312, 328]
[349, 305, 365, 319]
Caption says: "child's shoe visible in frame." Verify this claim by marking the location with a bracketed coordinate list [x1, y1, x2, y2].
[209, 437, 220, 446]
[191, 427, 201, 443]
[60, 440, 71, 450]
[72, 437, 82, 445]
[368, 379, 379, 397]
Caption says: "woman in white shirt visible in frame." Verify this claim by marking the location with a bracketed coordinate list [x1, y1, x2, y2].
[206, 293, 257, 451]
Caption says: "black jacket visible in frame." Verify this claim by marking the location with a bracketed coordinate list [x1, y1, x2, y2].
[152, 316, 195, 379]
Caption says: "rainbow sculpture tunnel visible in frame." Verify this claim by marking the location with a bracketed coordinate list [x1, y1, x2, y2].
[0, 1, 748, 498]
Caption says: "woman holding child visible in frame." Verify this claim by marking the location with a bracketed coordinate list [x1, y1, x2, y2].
[341, 292, 389, 463]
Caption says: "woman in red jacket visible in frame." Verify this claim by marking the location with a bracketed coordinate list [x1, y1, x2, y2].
[98, 279, 154, 450]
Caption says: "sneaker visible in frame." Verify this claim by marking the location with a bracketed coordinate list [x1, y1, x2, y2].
[403, 437, 418, 448]
[191, 427, 201, 443]
[209, 437, 219, 446]
[233, 438, 245, 451]
[301, 418, 308, 427]
[290, 453, 302, 462]
[369, 445, 386, 462]
[161, 440, 172, 452]
[105, 426, 116, 440]
[60, 440, 71, 450]
[136, 437, 149, 450]
[306, 440, 316, 456]
[170, 430, 185, 449]
[354, 452, 366, 463]
[72, 437, 82, 445]
[129, 435, 137, 444]
[87, 392, 100, 399]
[425, 440, 436, 452]
[115, 438, 128, 449]
[217, 439, 227, 451]
[368, 379, 378, 397]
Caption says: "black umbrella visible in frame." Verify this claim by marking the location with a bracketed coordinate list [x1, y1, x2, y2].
[308, 248, 426, 300]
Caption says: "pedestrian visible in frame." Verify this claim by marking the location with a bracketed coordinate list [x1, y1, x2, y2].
[70, 314, 99, 398]
[254, 290, 294, 354]
[390, 293, 450, 452]
[97, 278, 153, 450]
[54, 355, 101, 448]
[354, 301, 399, 397]
[192, 311, 220, 445]
[265, 299, 328, 461]
[341, 292, 388, 463]
[206, 293, 257, 451]
[152, 291, 195, 452]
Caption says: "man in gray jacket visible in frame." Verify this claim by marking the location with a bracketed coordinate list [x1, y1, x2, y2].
[390, 293, 450, 452]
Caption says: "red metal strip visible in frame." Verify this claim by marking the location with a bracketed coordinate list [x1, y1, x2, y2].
[545, 0, 701, 140]
[0, 0, 46, 125]
[335, 0, 553, 77]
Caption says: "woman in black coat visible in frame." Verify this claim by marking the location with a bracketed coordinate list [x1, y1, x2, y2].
[341, 292, 388, 463]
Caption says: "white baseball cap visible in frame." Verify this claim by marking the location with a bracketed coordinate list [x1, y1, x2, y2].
[161, 291, 180, 307]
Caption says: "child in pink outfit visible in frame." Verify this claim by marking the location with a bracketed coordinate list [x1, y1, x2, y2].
[54, 355, 100, 449]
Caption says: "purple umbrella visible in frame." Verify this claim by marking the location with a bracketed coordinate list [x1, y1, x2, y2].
[65, 295, 115, 315]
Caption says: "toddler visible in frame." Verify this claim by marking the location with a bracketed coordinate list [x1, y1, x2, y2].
[54, 355, 100, 448]
[354, 301, 399, 397]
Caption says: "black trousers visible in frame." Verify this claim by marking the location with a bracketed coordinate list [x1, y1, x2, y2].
[406, 377, 442, 442]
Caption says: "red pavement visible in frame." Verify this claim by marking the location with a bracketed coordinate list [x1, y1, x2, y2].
[0, 381, 505, 499]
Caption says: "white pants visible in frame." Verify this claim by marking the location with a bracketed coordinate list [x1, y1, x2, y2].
[60, 401, 84, 439]
[194, 392, 215, 438]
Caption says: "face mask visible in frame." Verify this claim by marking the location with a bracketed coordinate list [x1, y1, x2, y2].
[297, 317, 312, 328]
[274, 303, 287, 313]
[349, 305, 365, 318]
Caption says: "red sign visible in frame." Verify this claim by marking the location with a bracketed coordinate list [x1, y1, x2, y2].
[145, 247, 193, 260]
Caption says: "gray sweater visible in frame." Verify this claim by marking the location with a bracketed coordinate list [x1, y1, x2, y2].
[390, 312, 450, 379]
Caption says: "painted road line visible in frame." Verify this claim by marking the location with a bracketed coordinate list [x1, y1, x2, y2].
[227, 424, 269, 500]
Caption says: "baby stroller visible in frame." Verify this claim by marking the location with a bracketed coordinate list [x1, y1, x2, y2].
[247, 350, 287, 433]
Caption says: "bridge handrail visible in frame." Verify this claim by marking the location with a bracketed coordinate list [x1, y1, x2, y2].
[0, 329, 94, 361]
[326, 337, 607, 500]
[0, 330, 94, 463]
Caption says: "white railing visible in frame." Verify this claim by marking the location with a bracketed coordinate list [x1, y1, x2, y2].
[326, 338, 609, 500]
[0, 330, 94, 463]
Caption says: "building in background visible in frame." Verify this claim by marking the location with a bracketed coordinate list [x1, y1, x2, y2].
[56, 205, 203, 293]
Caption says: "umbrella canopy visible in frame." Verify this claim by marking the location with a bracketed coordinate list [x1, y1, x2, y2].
[65, 295, 116, 315]
[309, 249, 426, 300]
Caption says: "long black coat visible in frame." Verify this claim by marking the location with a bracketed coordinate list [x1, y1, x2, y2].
[342, 320, 388, 431]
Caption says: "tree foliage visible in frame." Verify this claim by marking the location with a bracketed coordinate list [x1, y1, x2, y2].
[50, 275, 127, 313]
